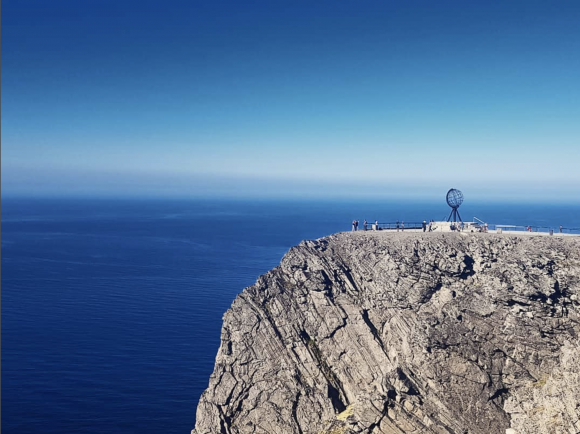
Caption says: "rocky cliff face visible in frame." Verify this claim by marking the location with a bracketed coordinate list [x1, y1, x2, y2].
[193, 232, 580, 434]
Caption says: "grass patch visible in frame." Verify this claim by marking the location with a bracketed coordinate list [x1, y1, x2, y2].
[336, 404, 354, 421]
[532, 375, 548, 388]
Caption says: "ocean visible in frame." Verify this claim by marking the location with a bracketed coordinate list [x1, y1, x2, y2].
[2, 197, 580, 433]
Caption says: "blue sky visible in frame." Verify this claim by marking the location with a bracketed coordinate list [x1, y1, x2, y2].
[2, 0, 580, 200]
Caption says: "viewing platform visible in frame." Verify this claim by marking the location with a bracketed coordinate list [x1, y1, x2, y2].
[356, 188, 580, 237]
[365, 220, 580, 236]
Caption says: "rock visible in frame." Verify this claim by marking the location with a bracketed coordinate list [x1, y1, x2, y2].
[193, 232, 580, 434]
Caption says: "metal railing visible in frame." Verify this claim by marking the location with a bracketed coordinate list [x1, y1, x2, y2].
[489, 224, 580, 235]
[359, 222, 427, 231]
[354, 221, 580, 235]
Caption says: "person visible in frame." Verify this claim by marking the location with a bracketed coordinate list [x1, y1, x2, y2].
[422, 220, 427, 232]
[401, 221, 405, 231]
[428, 221, 433, 232]
[352, 220, 356, 231]
[355, 220, 359, 231]
[560, 225, 563, 233]
[396, 220, 400, 232]
[374, 220, 379, 231]
[363, 219, 368, 231]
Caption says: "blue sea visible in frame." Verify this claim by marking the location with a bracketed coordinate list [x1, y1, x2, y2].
[3, 197, 580, 433]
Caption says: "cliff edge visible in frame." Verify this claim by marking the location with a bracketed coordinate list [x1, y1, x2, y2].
[193, 232, 580, 434]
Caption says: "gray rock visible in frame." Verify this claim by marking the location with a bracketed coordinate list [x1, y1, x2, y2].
[193, 232, 580, 434]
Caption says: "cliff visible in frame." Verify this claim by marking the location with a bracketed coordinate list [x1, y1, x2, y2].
[193, 232, 580, 434]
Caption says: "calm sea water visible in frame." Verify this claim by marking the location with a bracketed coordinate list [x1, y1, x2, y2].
[3, 197, 580, 433]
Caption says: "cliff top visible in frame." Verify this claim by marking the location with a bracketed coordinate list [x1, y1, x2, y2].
[194, 231, 580, 434]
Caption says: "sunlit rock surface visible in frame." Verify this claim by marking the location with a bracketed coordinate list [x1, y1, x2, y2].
[193, 232, 580, 434]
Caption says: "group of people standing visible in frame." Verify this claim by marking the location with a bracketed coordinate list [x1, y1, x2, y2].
[352, 219, 379, 231]
[449, 221, 464, 232]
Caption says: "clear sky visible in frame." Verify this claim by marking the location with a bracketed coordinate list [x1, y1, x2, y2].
[2, 0, 580, 201]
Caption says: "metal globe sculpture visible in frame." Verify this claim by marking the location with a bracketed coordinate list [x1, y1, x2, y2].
[446, 188, 464, 223]
[446, 189, 464, 209]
